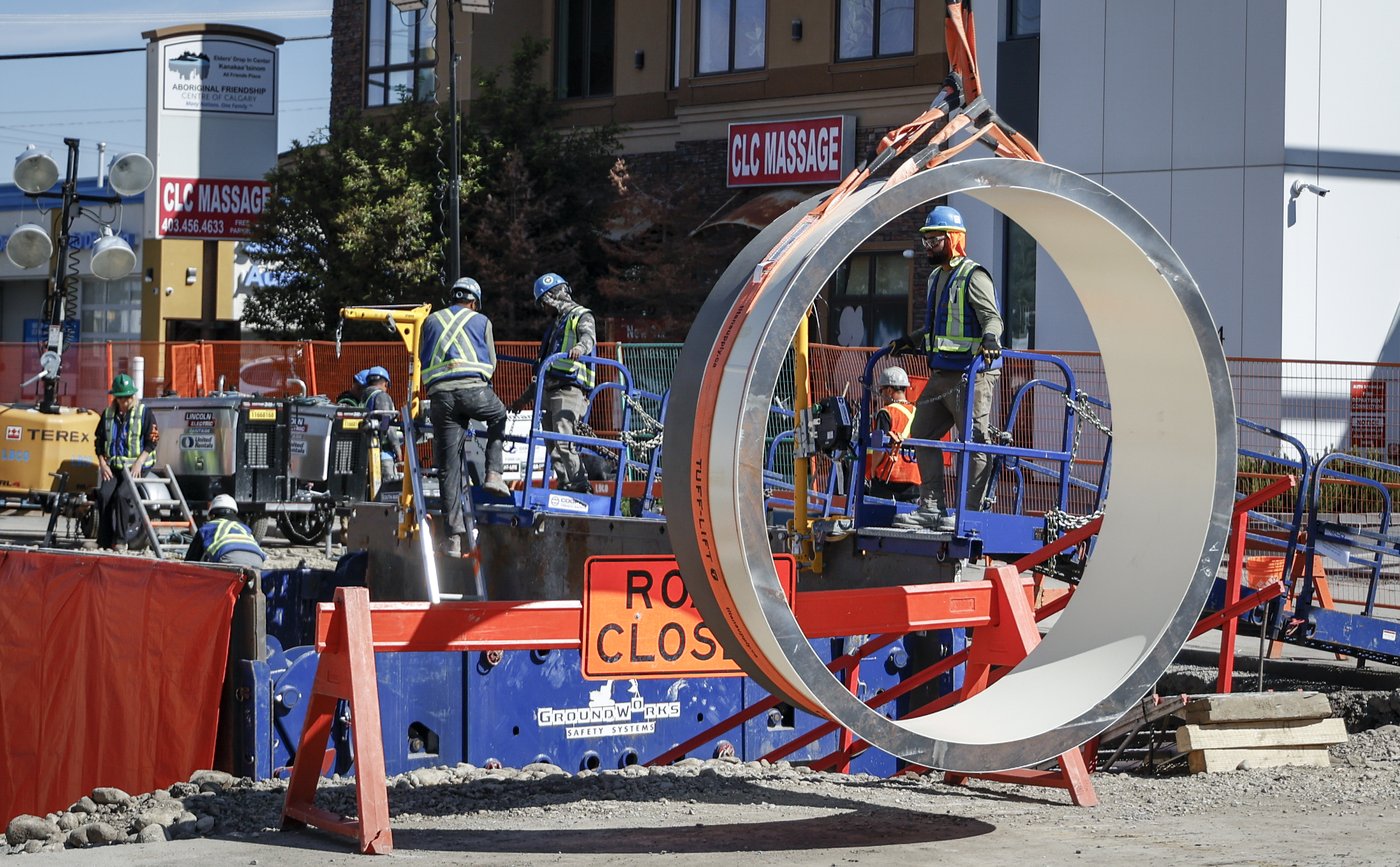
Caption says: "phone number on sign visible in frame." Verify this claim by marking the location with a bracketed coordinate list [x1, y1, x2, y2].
[161, 217, 226, 235]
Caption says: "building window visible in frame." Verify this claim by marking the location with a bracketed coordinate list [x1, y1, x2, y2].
[1008, 0, 1041, 39]
[836, 0, 915, 61]
[670, 0, 683, 89]
[556, 0, 615, 98]
[365, 0, 438, 108]
[697, 0, 766, 75]
[829, 252, 910, 347]
[1002, 218, 1036, 349]
[79, 277, 141, 341]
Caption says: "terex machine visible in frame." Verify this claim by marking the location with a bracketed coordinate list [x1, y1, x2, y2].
[0, 138, 154, 535]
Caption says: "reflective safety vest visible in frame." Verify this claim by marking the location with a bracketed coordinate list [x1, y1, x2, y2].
[866, 400, 920, 485]
[421, 306, 495, 390]
[199, 518, 265, 563]
[925, 257, 990, 358]
[543, 306, 596, 389]
[102, 402, 153, 471]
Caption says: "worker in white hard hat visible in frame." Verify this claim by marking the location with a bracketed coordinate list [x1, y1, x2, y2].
[185, 494, 266, 568]
[419, 276, 510, 558]
[866, 365, 920, 503]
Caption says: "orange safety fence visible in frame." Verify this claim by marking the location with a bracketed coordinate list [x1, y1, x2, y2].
[1, 340, 1398, 497]
[0, 550, 244, 825]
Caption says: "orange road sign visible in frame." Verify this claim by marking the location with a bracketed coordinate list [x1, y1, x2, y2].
[582, 554, 797, 680]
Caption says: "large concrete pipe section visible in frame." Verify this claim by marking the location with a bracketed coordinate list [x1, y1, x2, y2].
[664, 159, 1236, 773]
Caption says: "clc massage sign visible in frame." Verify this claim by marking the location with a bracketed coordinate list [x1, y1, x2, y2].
[157, 177, 272, 240]
[727, 115, 853, 188]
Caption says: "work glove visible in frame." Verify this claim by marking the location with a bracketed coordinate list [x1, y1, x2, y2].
[980, 333, 1002, 362]
[887, 335, 920, 357]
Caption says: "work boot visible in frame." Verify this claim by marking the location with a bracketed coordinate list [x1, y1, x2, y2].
[892, 506, 956, 532]
[440, 533, 463, 557]
[482, 472, 510, 498]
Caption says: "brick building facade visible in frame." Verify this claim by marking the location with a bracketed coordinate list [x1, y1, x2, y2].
[329, 1, 1039, 346]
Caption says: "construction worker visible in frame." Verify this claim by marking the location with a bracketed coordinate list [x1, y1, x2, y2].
[866, 365, 920, 503]
[420, 276, 510, 557]
[93, 373, 159, 550]
[533, 272, 595, 494]
[888, 205, 1003, 531]
[185, 494, 266, 568]
[361, 366, 403, 483]
[337, 369, 369, 406]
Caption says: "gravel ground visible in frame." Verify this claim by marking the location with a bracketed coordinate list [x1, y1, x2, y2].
[12, 537, 1400, 863]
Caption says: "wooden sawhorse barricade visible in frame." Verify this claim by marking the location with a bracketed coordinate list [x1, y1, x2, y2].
[279, 560, 1102, 854]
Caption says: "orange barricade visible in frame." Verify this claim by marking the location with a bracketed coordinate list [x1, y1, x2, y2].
[0, 551, 244, 824]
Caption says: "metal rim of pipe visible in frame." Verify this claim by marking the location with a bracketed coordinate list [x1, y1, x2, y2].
[664, 158, 1237, 773]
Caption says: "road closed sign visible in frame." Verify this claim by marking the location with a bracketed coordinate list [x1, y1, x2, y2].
[582, 554, 797, 679]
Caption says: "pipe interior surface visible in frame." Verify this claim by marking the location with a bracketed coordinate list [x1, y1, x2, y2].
[667, 159, 1236, 772]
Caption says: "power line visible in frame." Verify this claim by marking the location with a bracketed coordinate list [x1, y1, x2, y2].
[0, 33, 330, 62]
[0, 9, 330, 25]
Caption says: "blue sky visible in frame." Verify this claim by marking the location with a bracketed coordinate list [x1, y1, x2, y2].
[0, 1, 332, 185]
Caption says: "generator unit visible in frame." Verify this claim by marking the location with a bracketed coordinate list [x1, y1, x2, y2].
[145, 395, 289, 509]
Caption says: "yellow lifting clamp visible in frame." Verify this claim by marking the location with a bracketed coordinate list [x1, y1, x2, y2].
[338, 303, 433, 542]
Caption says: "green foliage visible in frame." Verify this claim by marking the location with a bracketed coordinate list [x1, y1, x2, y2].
[246, 103, 464, 338]
[1237, 451, 1400, 516]
[459, 37, 622, 340]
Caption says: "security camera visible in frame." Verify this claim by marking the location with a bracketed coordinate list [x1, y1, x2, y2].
[1290, 180, 1330, 199]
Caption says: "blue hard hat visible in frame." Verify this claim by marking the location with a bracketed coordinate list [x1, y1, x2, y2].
[533, 272, 568, 302]
[353, 369, 370, 387]
[920, 205, 965, 233]
[451, 277, 482, 303]
[366, 365, 390, 383]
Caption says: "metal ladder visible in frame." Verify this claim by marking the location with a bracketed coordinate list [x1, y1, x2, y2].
[119, 464, 198, 559]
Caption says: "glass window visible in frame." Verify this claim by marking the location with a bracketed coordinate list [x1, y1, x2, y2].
[697, 0, 766, 75]
[829, 252, 910, 347]
[837, 0, 914, 61]
[364, 0, 437, 108]
[1009, 0, 1040, 39]
[1002, 218, 1036, 349]
[557, 0, 615, 98]
[78, 277, 141, 342]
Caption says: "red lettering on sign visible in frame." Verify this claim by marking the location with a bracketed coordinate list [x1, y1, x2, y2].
[155, 176, 272, 240]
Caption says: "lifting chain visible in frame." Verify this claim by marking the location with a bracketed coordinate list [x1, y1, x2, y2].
[618, 390, 665, 457]
[1064, 390, 1112, 464]
[1041, 392, 1112, 545]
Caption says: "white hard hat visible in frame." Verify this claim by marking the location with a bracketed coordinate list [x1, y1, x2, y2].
[877, 366, 911, 389]
[209, 494, 239, 516]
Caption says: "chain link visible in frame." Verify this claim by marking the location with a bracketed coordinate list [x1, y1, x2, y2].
[618, 391, 665, 457]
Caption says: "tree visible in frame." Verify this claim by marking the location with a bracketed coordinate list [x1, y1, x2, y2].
[459, 38, 621, 340]
[593, 160, 753, 340]
[245, 103, 464, 338]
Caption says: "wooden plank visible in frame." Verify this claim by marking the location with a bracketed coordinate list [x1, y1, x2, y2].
[1175, 717, 1347, 751]
[1188, 746, 1332, 773]
[1182, 692, 1332, 725]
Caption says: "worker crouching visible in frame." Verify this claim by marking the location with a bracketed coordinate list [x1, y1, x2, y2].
[185, 494, 267, 568]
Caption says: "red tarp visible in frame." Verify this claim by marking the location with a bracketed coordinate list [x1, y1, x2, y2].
[0, 550, 244, 824]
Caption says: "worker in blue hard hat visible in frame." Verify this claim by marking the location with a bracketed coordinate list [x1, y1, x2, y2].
[337, 369, 369, 406]
[419, 276, 510, 557]
[93, 373, 160, 550]
[184, 494, 266, 568]
[887, 204, 1004, 532]
[532, 272, 596, 494]
[360, 365, 403, 484]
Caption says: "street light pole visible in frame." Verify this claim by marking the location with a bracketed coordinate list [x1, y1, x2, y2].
[447, 0, 461, 285]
